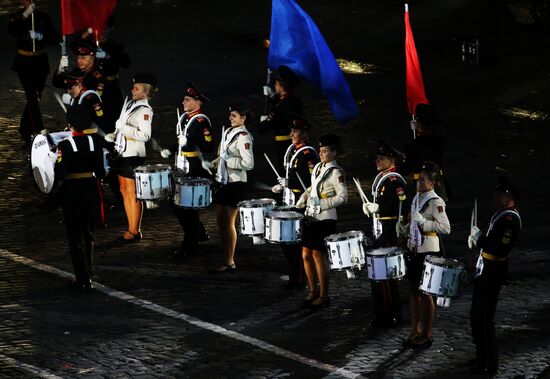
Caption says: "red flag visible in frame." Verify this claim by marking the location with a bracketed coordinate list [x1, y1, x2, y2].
[404, 4, 429, 115]
[61, 0, 117, 38]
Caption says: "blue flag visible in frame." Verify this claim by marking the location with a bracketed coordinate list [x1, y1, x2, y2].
[268, 0, 358, 122]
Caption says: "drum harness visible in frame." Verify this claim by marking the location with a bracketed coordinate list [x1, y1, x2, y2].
[371, 170, 406, 239]
[215, 126, 252, 185]
[283, 144, 318, 206]
[176, 112, 211, 174]
[114, 100, 152, 154]
[64, 135, 98, 179]
[407, 191, 440, 251]
[306, 161, 339, 218]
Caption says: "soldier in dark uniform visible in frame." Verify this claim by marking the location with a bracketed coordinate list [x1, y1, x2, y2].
[53, 38, 106, 101]
[8, 0, 60, 145]
[403, 103, 450, 201]
[468, 176, 522, 375]
[258, 65, 303, 168]
[61, 69, 105, 132]
[55, 104, 106, 291]
[362, 141, 407, 327]
[271, 114, 319, 289]
[172, 81, 215, 257]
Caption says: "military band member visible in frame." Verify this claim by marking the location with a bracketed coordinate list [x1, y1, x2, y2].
[204, 100, 254, 273]
[8, 0, 60, 145]
[296, 134, 347, 308]
[55, 105, 106, 291]
[468, 176, 521, 375]
[271, 114, 318, 289]
[105, 73, 156, 241]
[398, 161, 450, 349]
[362, 141, 407, 327]
[258, 65, 303, 168]
[171, 81, 215, 257]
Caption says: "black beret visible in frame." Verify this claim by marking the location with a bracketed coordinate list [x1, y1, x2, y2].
[421, 161, 442, 176]
[319, 133, 340, 149]
[495, 175, 521, 200]
[376, 140, 402, 159]
[288, 113, 311, 132]
[184, 80, 210, 103]
[228, 99, 251, 114]
[62, 68, 86, 88]
[66, 104, 93, 131]
[274, 65, 300, 88]
[133, 72, 158, 88]
[71, 38, 97, 56]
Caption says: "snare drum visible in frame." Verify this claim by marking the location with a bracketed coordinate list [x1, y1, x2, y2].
[366, 247, 406, 281]
[325, 231, 366, 270]
[237, 198, 277, 236]
[419, 255, 464, 298]
[264, 211, 302, 244]
[134, 164, 173, 200]
[30, 131, 71, 194]
[173, 177, 212, 209]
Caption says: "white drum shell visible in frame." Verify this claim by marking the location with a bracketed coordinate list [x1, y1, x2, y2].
[174, 177, 212, 209]
[419, 255, 464, 297]
[238, 199, 277, 236]
[134, 164, 173, 200]
[264, 211, 302, 244]
[325, 231, 366, 270]
[366, 247, 406, 281]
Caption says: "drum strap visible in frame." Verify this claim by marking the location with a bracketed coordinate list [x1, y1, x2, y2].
[66, 136, 95, 152]
[78, 90, 102, 104]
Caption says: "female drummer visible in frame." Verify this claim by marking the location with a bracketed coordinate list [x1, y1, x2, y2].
[105, 73, 157, 241]
[398, 161, 450, 348]
[205, 100, 254, 272]
[295, 134, 347, 308]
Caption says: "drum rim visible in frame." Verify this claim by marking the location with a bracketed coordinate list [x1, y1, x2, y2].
[265, 211, 303, 219]
[175, 176, 212, 185]
[324, 230, 364, 242]
[134, 163, 173, 172]
[237, 198, 277, 208]
[424, 254, 464, 268]
[366, 247, 405, 257]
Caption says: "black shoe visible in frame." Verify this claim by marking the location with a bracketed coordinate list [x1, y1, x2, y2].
[309, 296, 331, 310]
[470, 364, 497, 376]
[69, 280, 92, 292]
[118, 231, 142, 242]
[211, 263, 237, 274]
[172, 248, 195, 259]
[302, 291, 319, 306]
[198, 231, 209, 242]
[409, 336, 433, 349]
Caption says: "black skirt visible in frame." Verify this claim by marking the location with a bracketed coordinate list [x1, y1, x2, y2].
[405, 251, 441, 285]
[116, 156, 145, 179]
[301, 218, 337, 252]
[212, 181, 247, 208]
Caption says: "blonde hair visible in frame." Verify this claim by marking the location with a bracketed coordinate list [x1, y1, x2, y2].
[138, 83, 159, 99]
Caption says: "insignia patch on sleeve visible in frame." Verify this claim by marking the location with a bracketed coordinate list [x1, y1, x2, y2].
[144, 114, 149, 121]
[244, 143, 250, 150]
[57, 149, 63, 163]
[438, 206, 444, 213]
[397, 187, 406, 201]
[338, 176, 344, 183]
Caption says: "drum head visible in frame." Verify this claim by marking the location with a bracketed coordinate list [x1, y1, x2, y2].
[266, 211, 303, 220]
[135, 164, 172, 173]
[326, 230, 364, 242]
[237, 198, 276, 208]
[29, 134, 55, 194]
[366, 247, 402, 256]
[176, 176, 211, 185]
[426, 255, 463, 268]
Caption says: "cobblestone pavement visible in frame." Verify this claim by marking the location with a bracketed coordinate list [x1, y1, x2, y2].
[1, 1, 550, 378]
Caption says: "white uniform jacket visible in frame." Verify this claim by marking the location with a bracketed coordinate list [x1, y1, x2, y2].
[296, 161, 347, 221]
[410, 190, 451, 253]
[218, 126, 254, 183]
[119, 99, 152, 158]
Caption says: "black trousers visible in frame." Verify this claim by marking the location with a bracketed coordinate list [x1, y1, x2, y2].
[470, 271, 502, 370]
[17, 71, 46, 143]
[62, 196, 98, 285]
[371, 280, 402, 323]
[281, 244, 305, 285]
[174, 207, 207, 252]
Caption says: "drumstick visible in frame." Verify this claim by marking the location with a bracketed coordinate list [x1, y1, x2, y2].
[295, 171, 307, 191]
[150, 137, 162, 152]
[353, 177, 371, 204]
[53, 92, 67, 113]
[264, 153, 281, 178]
[176, 108, 181, 135]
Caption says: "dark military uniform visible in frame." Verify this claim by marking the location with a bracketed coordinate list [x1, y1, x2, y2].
[281, 142, 318, 286]
[55, 106, 106, 290]
[370, 166, 407, 326]
[8, 5, 60, 143]
[174, 109, 215, 254]
[257, 94, 303, 168]
[97, 39, 131, 133]
[470, 205, 521, 373]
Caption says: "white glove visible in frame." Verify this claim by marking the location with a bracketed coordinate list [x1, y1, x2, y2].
[178, 134, 187, 147]
[29, 30, 43, 41]
[468, 226, 482, 249]
[61, 93, 72, 105]
[201, 160, 213, 174]
[277, 177, 288, 187]
[160, 149, 171, 159]
[263, 86, 274, 97]
[95, 49, 106, 59]
[362, 202, 379, 217]
[47, 151, 57, 164]
[40, 129, 49, 136]
[58, 55, 69, 72]
[22, 3, 35, 18]
[105, 133, 116, 143]
[413, 212, 426, 225]
[271, 184, 283, 193]
[260, 115, 269, 122]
